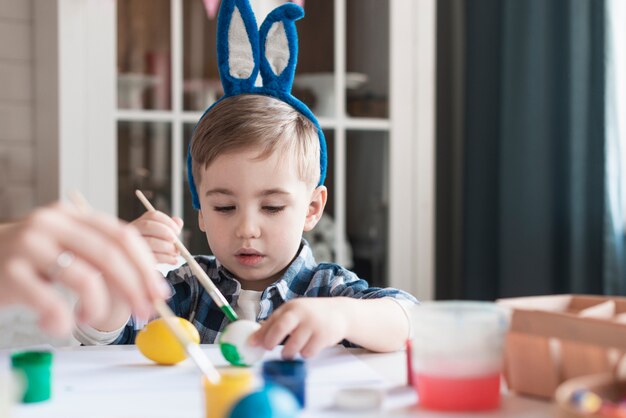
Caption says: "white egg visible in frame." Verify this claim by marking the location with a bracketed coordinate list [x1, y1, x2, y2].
[219, 320, 266, 366]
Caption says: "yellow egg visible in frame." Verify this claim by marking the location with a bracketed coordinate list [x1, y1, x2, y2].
[136, 317, 201, 365]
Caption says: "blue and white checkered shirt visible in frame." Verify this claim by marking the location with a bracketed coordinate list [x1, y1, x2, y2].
[112, 240, 417, 345]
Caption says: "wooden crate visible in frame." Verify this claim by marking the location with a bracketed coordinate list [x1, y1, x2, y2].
[497, 295, 626, 399]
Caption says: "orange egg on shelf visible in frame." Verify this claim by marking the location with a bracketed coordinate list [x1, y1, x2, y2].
[136, 317, 200, 365]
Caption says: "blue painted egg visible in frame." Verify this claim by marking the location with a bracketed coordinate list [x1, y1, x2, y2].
[229, 384, 300, 418]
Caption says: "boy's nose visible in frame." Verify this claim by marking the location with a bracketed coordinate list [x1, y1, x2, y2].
[235, 214, 261, 239]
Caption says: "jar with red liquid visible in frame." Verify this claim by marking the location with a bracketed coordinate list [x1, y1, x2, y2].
[410, 301, 510, 411]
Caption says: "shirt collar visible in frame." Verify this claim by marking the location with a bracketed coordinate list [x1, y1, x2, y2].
[272, 239, 316, 301]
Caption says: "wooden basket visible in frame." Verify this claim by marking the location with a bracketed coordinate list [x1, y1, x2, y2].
[496, 295, 626, 399]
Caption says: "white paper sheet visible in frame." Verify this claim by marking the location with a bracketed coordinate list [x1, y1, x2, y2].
[8, 345, 389, 418]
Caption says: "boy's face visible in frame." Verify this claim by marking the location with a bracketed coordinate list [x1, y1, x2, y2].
[196, 146, 327, 291]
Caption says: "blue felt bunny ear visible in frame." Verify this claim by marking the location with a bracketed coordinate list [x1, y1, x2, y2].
[258, 3, 304, 94]
[217, 0, 260, 95]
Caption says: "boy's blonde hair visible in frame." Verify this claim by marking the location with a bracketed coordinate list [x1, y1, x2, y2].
[190, 95, 321, 189]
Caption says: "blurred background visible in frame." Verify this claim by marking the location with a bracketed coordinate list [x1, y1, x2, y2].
[0, 0, 624, 347]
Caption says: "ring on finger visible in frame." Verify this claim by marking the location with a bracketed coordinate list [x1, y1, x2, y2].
[47, 250, 75, 280]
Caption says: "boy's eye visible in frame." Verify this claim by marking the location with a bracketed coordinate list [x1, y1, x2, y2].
[263, 206, 285, 214]
[214, 206, 235, 213]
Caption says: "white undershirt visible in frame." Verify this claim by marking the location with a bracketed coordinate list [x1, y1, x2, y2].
[234, 289, 263, 321]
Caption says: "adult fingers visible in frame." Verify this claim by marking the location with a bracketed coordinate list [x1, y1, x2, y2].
[33, 205, 158, 317]
[54, 259, 110, 323]
[62, 205, 173, 303]
[8, 259, 73, 337]
[18, 232, 111, 323]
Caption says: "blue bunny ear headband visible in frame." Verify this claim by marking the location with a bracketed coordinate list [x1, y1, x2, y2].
[187, 0, 327, 210]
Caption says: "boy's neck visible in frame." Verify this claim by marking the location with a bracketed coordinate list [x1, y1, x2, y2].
[239, 277, 277, 292]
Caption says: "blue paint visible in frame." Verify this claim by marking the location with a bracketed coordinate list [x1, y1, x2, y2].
[261, 359, 306, 408]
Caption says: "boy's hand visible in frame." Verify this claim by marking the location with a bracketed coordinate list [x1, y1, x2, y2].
[131, 210, 184, 265]
[249, 298, 349, 359]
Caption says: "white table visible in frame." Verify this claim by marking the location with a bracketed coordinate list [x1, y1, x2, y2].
[7, 345, 556, 418]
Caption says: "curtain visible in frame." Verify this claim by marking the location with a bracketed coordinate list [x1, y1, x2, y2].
[436, 0, 610, 299]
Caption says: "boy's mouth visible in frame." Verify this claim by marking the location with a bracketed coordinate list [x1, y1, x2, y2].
[235, 249, 264, 266]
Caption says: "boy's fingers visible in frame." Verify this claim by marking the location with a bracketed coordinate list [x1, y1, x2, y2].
[250, 316, 275, 346]
[172, 216, 184, 230]
[281, 327, 312, 359]
[300, 333, 326, 358]
[143, 211, 183, 236]
[154, 253, 180, 265]
[144, 237, 178, 255]
[135, 220, 178, 242]
[258, 311, 300, 349]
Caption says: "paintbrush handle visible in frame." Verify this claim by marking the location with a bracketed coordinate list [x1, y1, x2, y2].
[135, 190, 238, 321]
[174, 241, 228, 305]
[153, 300, 221, 383]
[70, 191, 221, 383]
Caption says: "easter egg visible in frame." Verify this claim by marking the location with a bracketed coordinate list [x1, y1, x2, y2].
[219, 319, 265, 366]
[136, 317, 200, 365]
[229, 384, 300, 418]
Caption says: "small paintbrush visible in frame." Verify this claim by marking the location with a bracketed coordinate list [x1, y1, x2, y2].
[134, 189, 239, 322]
[68, 191, 221, 383]
[153, 300, 221, 383]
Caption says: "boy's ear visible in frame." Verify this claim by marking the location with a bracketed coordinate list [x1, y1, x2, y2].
[198, 210, 206, 232]
[304, 186, 327, 232]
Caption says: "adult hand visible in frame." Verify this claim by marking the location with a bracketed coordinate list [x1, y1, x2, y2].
[0, 202, 170, 336]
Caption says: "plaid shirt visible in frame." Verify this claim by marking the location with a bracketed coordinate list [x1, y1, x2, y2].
[113, 240, 417, 345]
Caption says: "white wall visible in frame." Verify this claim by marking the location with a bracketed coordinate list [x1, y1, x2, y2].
[0, 0, 76, 349]
[0, 0, 36, 221]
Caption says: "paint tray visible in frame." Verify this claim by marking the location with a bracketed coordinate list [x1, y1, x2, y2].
[496, 295, 626, 399]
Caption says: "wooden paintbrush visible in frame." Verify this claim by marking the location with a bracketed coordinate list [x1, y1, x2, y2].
[134, 189, 239, 322]
[68, 191, 221, 383]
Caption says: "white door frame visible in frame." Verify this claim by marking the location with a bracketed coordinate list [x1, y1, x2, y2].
[34, 0, 116, 214]
[389, 0, 436, 300]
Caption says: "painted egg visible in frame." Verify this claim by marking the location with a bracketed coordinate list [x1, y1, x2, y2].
[229, 384, 300, 418]
[136, 317, 200, 365]
[219, 320, 266, 366]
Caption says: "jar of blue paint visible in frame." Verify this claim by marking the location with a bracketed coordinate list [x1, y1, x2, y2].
[261, 359, 306, 407]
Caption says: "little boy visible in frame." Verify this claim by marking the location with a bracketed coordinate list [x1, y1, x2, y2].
[75, 95, 416, 358]
[75, 0, 417, 359]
